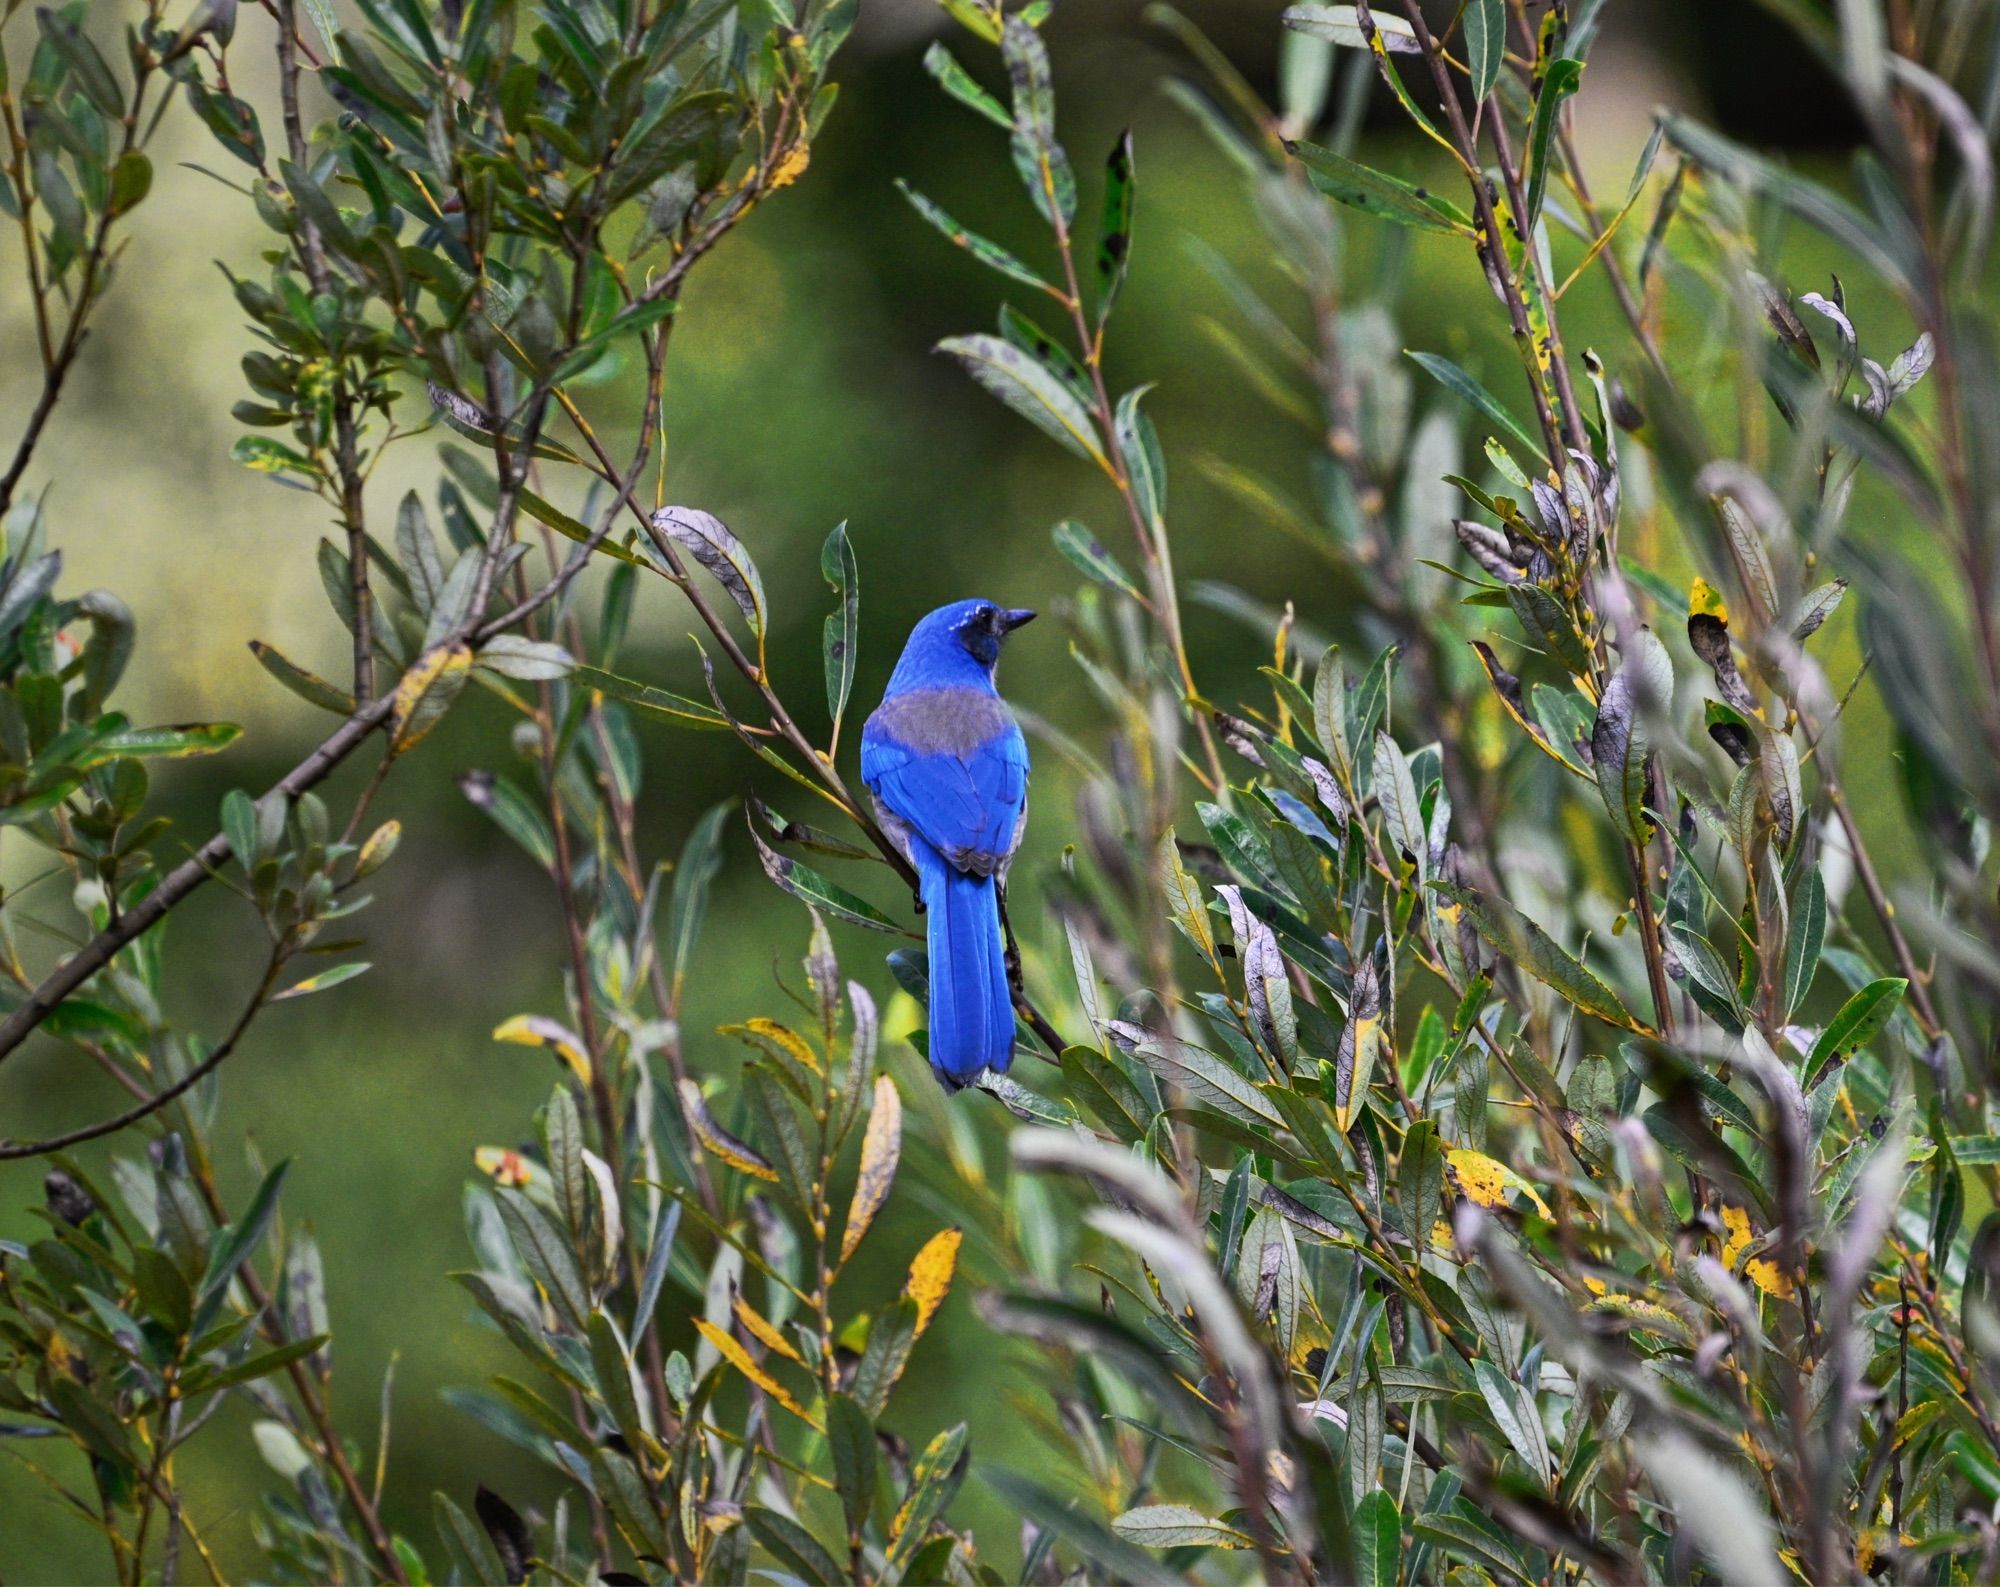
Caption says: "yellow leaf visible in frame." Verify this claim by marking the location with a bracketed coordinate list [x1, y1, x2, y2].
[1690, 576, 1729, 624]
[678, 1079, 778, 1182]
[768, 144, 810, 188]
[390, 643, 473, 751]
[732, 1292, 805, 1366]
[493, 1013, 593, 1087]
[1447, 1148, 1552, 1219]
[840, 1074, 902, 1265]
[904, 1227, 961, 1337]
[1720, 1204, 1794, 1298]
[693, 1317, 821, 1429]
[474, 1146, 535, 1187]
[356, 819, 401, 877]
[722, 1016, 822, 1076]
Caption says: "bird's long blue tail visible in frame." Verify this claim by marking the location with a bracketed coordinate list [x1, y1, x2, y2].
[917, 847, 1015, 1088]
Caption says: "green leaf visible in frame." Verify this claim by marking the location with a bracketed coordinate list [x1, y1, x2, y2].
[85, 722, 241, 764]
[749, 820, 903, 934]
[496, 1187, 590, 1330]
[1804, 977, 1907, 1089]
[1096, 129, 1135, 318]
[1434, 882, 1648, 1032]
[1109, 1504, 1252, 1549]
[897, 179, 1058, 294]
[1128, 1033, 1282, 1128]
[250, 640, 354, 715]
[1114, 386, 1167, 527]
[1411, 1507, 1533, 1584]
[475, 635, 573, 681]
[670, 799, 732, 1002]
[570, 663, 728, 729]
[1464, 0, 1506, 101]
[1400, 1120, 1444, 1259]
[936, 334, 1107, 465]
[193, 1161, 290, 1336]
[821, 521, 859, 746]
[460, 771, 556, 869]
[922, 41, 1013, 127]
[1505, 583, 1593, 677]
[36, 7, 124, 116]
[1053, 518, 1144, 601]
[1783, 868, 1825, 1019]
[1474, 1358, 1553, 1488]
[517, 489, 648, 568]
[1289, 140, 1476, 236]
[746, 1509, 841, 1586]
[827, 1393, 876, 1543]
[886, 1423, 971, 1572]
[271, 961, 372, 1001]
[1353, 1488, 1403, 1587]
[1523, 58, 1584, 229]
[1407, 351, 1547, 462]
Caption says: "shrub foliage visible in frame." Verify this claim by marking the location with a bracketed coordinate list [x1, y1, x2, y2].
[3, 0, 2000, 1583]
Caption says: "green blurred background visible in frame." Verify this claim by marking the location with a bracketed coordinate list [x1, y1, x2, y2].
[0, 1, 1916, 1578]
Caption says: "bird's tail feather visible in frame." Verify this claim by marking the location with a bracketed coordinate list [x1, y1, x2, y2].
[918, 848, 1015, 1087]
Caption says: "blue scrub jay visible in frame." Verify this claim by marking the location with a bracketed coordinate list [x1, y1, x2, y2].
[861, 599, 1035, 1089]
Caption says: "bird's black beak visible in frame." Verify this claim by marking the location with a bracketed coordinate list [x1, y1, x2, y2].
[999, 608, 1037, 633]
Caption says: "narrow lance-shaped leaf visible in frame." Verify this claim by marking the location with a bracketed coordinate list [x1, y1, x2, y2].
[250, 639, 355, 715]
[897, 180, 1059, 295]
[571, 663, 729, 731]
[1288, 140, 1476, 236]
[749, 818, 905, 933]
[1053, 518, 1144, 602]
[649, 507, 766, 637]
[1335, 957, 1385, 1132]
[1434, 882, 1648, 1033]
[1464, 0, 1506, 101]
[905, 1227, 961, 1336]
[922, 41, 1012, 127]
[1110, 1505, 1254, 1549]
[936, 334, 1108, 466]
[1804, 977, 1907, 1089]
[821, 520, 859, 748]
[1096, 130, 1135, 320]
[887, 1423, 972, 1570]
[692, 1317, 822, 1429]
[1280, 6, 1421, 52]
[1408, 351, 1548, 462]
[1523, 58, 1584, 229]
[841, 1074, 902, 1263]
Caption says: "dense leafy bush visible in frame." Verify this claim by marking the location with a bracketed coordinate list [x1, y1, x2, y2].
[3, 0, 1999, 1582]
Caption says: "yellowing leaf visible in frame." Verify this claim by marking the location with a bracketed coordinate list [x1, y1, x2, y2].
[722, 1016, 822, 1076]
[679, 1079, 778, 1182]
[840, 1074, 902, 1264]
[768, 144, 810, 188]
[493, 1013, 593, 1086]
[1720, 1204, 1794, 1298]
[474, 1146, 535, 1187]
[692, 1317, 821, 1429]
[1447, 1148, 1552, 1219]
[1690, 576, 1729, 623]
[390, 643, 473, 751]
[732, 1293, 805, 1366]
[904, 1228, 961, 1337]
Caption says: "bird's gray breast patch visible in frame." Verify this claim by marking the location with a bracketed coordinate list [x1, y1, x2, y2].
[867, 688, 1016, 756]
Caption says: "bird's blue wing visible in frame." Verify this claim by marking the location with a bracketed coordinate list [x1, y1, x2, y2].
[863, 707, 1027, 876]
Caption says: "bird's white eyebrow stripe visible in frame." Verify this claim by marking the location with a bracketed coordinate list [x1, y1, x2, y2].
[867, 688, 1017, 757]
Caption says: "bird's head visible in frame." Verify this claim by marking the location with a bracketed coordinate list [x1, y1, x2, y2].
[901, 598, 1037, 678]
